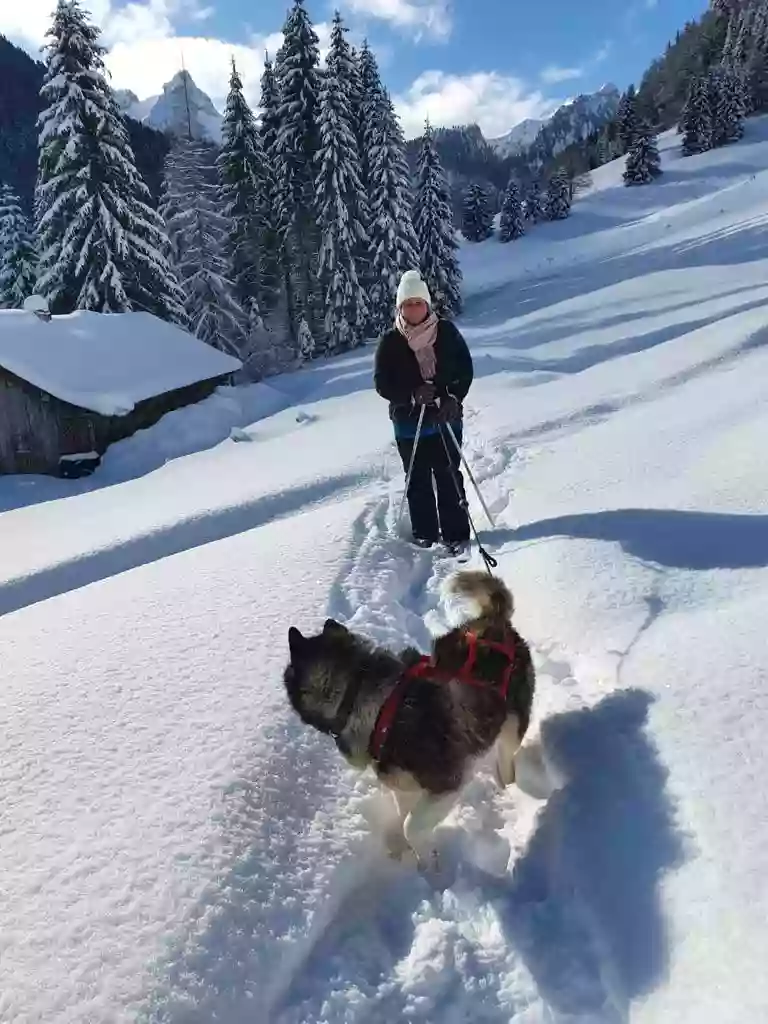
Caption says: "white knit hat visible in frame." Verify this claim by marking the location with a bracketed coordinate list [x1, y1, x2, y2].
[396, 269, 431, 309]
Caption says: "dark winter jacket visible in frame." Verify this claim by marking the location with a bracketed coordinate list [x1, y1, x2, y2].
[374, 318, 473, 439]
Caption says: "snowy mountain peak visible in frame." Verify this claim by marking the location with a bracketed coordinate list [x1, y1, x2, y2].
[488, 117, 546, 157]
[490, 84, 620, 159]
[116, 71, 222, 143]
[114, 88, 139, 107]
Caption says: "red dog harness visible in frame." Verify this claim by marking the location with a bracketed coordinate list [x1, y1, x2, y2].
[369, 631, 516, 761]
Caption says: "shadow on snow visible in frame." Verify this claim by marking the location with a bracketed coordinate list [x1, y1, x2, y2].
[139, 688, 686, 1024]
[494, 688, 688, 1017]
[488, 508, 768, 571]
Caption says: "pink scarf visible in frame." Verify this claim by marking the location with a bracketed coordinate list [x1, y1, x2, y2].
[395, 310, 439, 381]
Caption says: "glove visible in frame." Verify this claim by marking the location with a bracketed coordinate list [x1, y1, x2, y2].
[437, 395, 460, 422]
[413, 382, 437, 405]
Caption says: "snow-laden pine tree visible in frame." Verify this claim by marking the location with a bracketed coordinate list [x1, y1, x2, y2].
[348, 45, 365, 137]
[324, 11, 372, 327]
[462, 183, 494, 241]
[546, 168, 572, 218]
[367, 86, 421, 332]
[160, 139, 248, 357]
[596, 125, 623, 165]
[35, 0, 185, 320]
[357, 41, 380, 189]
[732, 4, 757, 73]
[257, 54, 285, 319]
[524, 179, 546, 222]
[499, 176, 525, 242]
[412, 122, 462, 317]
[710, 65, 746, 144]
[274, 0, 322, 340]
[242, 298, 293, 379]
[753, 0, 768, 73]
[721, 0, 753, 64]
[0, 184, 37, 308]
[297, 316, 316, 361]
[217, 59, 265, 311]
[617, 85, 641, 154]
[314, 57, 369, 352]
[746, 47, 768, 112]
[681, 75, 714, 154]
[742, 1, 768, 110]
[623, 122, 663, 185]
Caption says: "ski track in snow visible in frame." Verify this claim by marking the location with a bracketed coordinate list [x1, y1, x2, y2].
[125, 416, 631, 1024]
[249, 423, 628, 1024]
[106, 401, 683, 1024]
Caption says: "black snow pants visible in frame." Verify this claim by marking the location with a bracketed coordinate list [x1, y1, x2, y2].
[397, 423, 470, 545]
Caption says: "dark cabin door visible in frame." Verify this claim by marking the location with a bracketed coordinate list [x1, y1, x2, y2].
[0, 375, 60, 474]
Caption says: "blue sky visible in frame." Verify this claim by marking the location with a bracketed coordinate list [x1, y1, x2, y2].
[3, 0, 708, 137]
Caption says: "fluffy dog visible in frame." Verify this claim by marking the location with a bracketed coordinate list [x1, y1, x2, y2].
[284, 571, 535, 862]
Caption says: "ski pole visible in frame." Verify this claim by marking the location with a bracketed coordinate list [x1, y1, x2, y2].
[437, 424, 497, 574]
[397, 402, 427, 526]
[443, 422, 496, 528]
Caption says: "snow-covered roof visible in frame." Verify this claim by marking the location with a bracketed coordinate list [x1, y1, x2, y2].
[0, 309, 241, 417]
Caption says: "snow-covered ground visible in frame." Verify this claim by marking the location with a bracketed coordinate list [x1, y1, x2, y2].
[2, 121, 768, 1023]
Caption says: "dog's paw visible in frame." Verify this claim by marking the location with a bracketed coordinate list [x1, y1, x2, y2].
[383, 828, 411, 861]
[513, 742, 555, 801]
[493, 755, 516, 789]
[415, 846, 440, 875]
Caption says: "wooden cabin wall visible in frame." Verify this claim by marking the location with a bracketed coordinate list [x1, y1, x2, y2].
[1, 369, 224, 475]
[0, 370, 94, 474]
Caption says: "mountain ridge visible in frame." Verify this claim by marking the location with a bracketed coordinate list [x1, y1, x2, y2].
[115, 71, 223, 143]
[489, 83, 620, 157]
[115, 72, 619, 156]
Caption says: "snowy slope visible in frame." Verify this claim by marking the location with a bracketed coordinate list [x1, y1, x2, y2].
[2, 117, 768, 1023]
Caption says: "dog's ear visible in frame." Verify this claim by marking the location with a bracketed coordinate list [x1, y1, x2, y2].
[288, 626, 306, 656]
[323, 618, 348, 636]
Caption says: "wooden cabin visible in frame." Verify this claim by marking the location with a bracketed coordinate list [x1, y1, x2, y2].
[0, 308, 241, 477]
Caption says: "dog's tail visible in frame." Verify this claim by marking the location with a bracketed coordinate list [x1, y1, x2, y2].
[448, 570, 514, 623]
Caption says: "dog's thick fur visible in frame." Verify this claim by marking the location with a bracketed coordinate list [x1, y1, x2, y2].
[284, 571, 535, 861]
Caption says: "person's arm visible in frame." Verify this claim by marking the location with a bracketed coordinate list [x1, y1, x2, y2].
[440, 322, 474, 402]
[374, 332, 420, 404]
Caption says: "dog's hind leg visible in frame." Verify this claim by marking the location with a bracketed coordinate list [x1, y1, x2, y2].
[402, 790, 460, 867]
[381, 784, 421, 860]
[494, 713, 522, 788]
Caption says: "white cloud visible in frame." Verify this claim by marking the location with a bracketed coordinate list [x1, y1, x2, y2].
[341, 0, 452, 41]
[103, 17, 332, 111]
[393, 70, 559, 140]
[0, 0, 111, 53]
[592, 40, 613, 64]
[538, 39, 612, 88]
[105, 34, 285, 109]
[0, 0, 330, 112]
[540, 65, 583, 85]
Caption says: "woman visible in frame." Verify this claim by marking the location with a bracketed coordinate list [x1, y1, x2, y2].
[374, 269, 474, 557]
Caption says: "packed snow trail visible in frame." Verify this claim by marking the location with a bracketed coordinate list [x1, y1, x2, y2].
[136, 415, 642, 1024]
[265, 493, 622, 1024]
